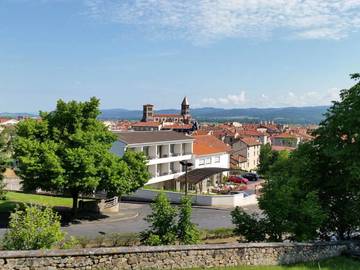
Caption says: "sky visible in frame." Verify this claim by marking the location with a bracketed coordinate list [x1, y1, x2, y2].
[0, 0, 360, 113]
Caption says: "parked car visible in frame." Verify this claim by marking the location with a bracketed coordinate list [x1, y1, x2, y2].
[228, 175, 249, 184]
[242, 173, 259, 181]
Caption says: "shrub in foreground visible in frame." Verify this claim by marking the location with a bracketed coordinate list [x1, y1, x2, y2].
[3, 205, 65, 250]
[231, 206, 266, 242]
[177, 196, 200, 244]
[140, 192, 177, 246]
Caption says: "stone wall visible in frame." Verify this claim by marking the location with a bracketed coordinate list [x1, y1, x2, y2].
[0, 242, 348, 270]
[127, 189, 258, 207]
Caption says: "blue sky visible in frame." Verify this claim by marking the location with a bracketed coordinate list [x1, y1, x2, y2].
[1, 0, 359, 113]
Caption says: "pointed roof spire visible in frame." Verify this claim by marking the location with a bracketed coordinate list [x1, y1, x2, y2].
[182, 96, 189, 106]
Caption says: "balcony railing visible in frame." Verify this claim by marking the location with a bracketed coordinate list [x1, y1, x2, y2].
[148, 153, 190, 160]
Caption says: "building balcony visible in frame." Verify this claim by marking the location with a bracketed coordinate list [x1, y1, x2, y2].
[147, 171, 185, 185]
[147, 154, 192, 165]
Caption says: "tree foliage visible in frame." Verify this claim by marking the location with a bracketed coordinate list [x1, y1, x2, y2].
[13, 98, 149, 213]
[3, 205, 64, 250]
[231, 207, 266, 242]
[177, 196, 200, 244]
[140, 192, 177, 246]
[254, 74, 360, 241]
[0, 127, 14, 200]
[259, 144, 326, 241]
[309, 75, 360, 239]
[258, 144, 290, 177]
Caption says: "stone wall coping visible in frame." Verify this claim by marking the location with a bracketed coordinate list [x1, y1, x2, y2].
[0, 241, 349, 259]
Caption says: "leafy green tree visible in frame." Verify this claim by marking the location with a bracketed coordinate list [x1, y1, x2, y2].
[231, 207, 266, 242]
[13, 98, 149, 214]
[98, 150, 150, 198]
[309, 74, 360, 239]
[258, 144, 326, 241]
[3, 205, 64, 250]
[0, 127, 14, 200]
[141, 192, 177, 246]
[258, 144, 290, 177]
[177, 196, 200, 244]
[258, 144, 278, 176]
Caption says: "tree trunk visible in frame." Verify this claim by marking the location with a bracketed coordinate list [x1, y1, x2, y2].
[71, 191, 79, 217]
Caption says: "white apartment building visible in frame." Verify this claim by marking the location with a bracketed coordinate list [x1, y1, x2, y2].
[191, 135, 230, 192]
[111, 131, 194, 189]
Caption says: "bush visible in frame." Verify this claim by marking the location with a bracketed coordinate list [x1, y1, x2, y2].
[201, 228, 234, 240]
[58, 236, 79, 249]
[140, 192, 177, 246]
[0, 180, 6, 200]
[2, 205, 65, 250]
[109, 233, 139, 247]
[177, 196, 200, 244]
[231, 206, 266, 242]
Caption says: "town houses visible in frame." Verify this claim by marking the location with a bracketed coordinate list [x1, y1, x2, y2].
[103, 97, 316, 193]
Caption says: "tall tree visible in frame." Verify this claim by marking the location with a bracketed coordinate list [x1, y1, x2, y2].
[0, 126, 14, 199]
[257, 74, 360, 241]
[14, 98, 149, 214]
[310, 74, 360, 239]
[258, 144, 326, 241]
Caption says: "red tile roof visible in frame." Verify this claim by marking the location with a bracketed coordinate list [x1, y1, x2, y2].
[239, 137, 261, 146]
[132, 121, 161, 127]
[237, 129, 265, 137]
[0, 118, 12, 123]
[192, 135, 231, 156]
[164, 124, 192, 129]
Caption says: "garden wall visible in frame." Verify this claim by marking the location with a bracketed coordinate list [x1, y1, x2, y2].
[0, 242, 348, 270]
[127, 189, 258, 207]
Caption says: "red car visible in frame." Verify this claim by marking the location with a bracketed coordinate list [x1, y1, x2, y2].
[228, 176, 249, 184]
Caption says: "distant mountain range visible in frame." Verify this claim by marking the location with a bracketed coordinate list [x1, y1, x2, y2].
[99, 106, 329, 124]
[0, 106, 329, 124]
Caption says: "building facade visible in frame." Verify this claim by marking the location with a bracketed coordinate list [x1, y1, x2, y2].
[191, 135, 230, 192]
[111, 131, 194, 189]
[231, 137, 261, 171]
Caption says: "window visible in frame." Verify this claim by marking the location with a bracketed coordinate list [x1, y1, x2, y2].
[157, 145, 163, 157]
[170, 162, 175, 173]
[170, 144, 175, 156]
[182, 143, 187, 155]
[206, 158, 211, 164]
[143, 146, 150, 157]
[214, 156, 220, 163]
[199, 159, 205, 166]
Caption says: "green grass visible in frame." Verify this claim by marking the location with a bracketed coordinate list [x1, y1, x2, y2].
[0, 192, 73, 212]
[190, 257, 360, 270]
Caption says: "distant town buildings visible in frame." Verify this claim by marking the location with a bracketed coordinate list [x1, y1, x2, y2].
[102, 97, 317, 190]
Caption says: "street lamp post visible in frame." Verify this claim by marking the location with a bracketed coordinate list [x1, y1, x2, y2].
[180, 160, 193, 196]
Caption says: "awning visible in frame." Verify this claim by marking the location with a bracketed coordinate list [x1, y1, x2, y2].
[176, 167, 245, 185]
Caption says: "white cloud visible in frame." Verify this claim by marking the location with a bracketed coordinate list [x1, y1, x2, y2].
[202, 92, 246, 106]
[84, 0, 360, 43]
[201, 89, 340, 108]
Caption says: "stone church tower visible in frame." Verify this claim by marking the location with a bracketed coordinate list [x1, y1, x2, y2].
[181, 96, 191, 123]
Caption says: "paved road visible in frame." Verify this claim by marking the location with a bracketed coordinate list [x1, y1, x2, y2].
[0, 202, 260, 238]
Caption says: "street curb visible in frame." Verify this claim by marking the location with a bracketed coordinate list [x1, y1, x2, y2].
[68, 212, 139, 226]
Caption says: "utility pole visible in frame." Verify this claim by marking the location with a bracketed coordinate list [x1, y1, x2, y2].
[180, 160, 193, 196]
